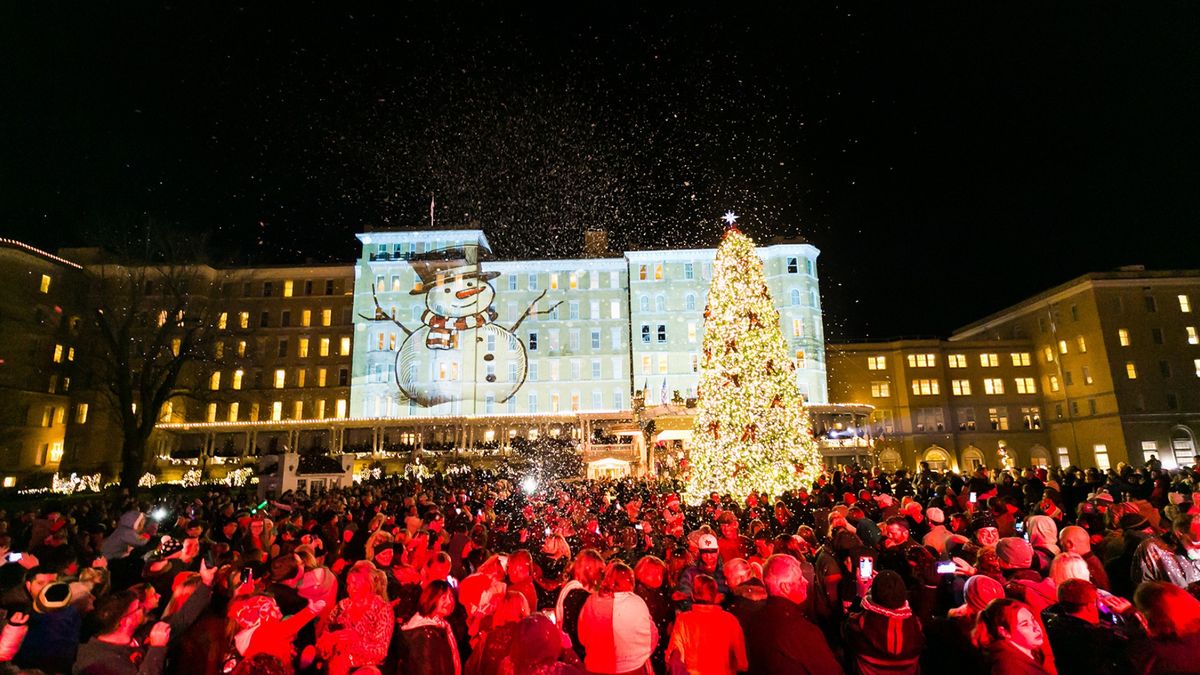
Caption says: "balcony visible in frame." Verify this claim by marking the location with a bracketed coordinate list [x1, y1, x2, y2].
[582, 443, 639, 463]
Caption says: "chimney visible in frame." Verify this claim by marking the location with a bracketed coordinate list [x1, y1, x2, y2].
[583, 229, 612, 258]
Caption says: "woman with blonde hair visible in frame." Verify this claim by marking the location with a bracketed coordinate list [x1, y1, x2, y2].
[465, 591, 531, 675]
[318, 560, 392, 675]
[556, 549, 605, 662]
[578, 562, 657, 675]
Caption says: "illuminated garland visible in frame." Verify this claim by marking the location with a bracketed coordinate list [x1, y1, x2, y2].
[683, 228, 822, 504]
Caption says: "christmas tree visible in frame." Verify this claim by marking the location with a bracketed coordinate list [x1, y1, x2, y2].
[683, 219, 822, 504]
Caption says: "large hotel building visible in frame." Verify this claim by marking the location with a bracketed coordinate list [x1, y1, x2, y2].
[1, 231, 1197, 487]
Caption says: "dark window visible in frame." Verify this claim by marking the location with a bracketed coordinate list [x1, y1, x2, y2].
[1160, 360, 1172, 378]
[278, 340, 288, 358]
[263, 282, 273, 297]
[243, 282, 253, 297]
[325, 280, 335, 295]
[1055, 403, 1064, 419]
[1144, 292, 1157, 312]
[1152, 328, 1164, 345]
[1088, 399, 1097, 415]
[528, 333, 538, 351]
[1167, 393, 1179, 409]
[786, 257, 799, 274]
[254, 371, 263, 389]
[1063, 371, 1073, 386]
[281, 310, 291, 327]
[259, 311, 270, 328]
[304, 280, 313, 296]
[641, 325, 651, 344]
[656, 324, 667, 343]
[1070, 305, 1079, 321]
[338, 368, 349, 386]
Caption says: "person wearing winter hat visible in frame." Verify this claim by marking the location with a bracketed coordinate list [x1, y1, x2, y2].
[970, 512, 1001, 547]
[997, 537, 1057, 614]
[844, 569, 924, 674]
[924, 575, 1003, 674]
[675, 533, 728, 612]
[13, 581, 81, 672]
[1027, 515, 1061, 577]
[1104, 511, 1157, 599]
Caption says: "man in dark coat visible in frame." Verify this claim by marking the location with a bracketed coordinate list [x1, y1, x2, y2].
[1041, 579, 1134, 675]
[743, 554, 843, 674]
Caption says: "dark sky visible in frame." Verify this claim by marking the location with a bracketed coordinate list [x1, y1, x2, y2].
[4, 2, 1199, 341]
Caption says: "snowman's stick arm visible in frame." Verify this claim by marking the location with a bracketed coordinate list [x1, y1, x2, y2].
[509, 290, 563, 333]
[357, 283, 414, 337]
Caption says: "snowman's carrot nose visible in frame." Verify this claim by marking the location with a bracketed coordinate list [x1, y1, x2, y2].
[455, 286, 484, 299]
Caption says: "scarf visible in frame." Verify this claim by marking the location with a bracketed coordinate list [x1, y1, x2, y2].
[422, 307, 497, 349]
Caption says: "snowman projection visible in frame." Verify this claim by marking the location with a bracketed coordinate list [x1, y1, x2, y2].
[362, 245, 561, 408]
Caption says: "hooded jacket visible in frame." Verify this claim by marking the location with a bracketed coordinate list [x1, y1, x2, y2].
[843, 597, 924, 675]
[100, 511, 149, 560]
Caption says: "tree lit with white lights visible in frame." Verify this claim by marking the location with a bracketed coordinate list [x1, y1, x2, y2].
[683, 218, 822, 504]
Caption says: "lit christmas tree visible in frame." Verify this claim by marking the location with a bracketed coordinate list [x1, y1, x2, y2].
[683, 215, 822, 504]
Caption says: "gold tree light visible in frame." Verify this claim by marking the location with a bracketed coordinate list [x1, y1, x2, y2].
[683, 222, 821, 504]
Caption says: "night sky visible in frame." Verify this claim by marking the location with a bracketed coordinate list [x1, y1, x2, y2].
[5, 3, 1199, 341]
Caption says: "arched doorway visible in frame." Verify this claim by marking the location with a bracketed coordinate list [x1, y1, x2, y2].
[1029, 445, 1050, 467]
[924, 446, 951, 471]
[961, 446, 985, 472]
[879, 449, 902, 472]
[1172, 426, 1197, 468]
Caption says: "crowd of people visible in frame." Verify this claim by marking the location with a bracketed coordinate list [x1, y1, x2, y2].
[0, 458, 1199, 674]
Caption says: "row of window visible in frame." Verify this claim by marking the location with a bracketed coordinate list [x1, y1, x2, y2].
[209, 366, 350, 391]
[217, 308, 343, 330]
[912, 406, 1042, 432]
[367, 390, 626, 416]
[206, 398, 349, 423]
[248, 279, 338, 298]
[1038, 294, 1193, 334]
[870, 352, 1035, 371]
[214, 336, 351, 361]
[1113, 326, 1199, 348]
[870, 377, 1039, 398]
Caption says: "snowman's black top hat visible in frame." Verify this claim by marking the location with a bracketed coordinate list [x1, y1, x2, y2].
[408, 244, 500, 294]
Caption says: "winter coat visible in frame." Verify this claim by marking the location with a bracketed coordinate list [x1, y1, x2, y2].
[1127, 631, 1200, 675]
[100, 511, 149, 560]
[985, 640, 1056, 675]
[843, 599, 924, 675]
[15, 605, 82, 673]
[1041, 604, 1132, 675]
[400, 615, 460, 675]
[743, 596, 844, 675]
[72, 638, 167, 675]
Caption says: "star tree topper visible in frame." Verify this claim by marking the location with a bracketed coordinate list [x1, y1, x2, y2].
[722, 210, 739, 226]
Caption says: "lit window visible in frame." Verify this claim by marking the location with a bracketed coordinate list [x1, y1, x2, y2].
[549, 273, 559, 290]
[871, 381, 891, 397]
[688, 322, 697, 343]
[1093, 444, 1110, 470]
[228, 402, 239, 422]
[271, 401, 283, 421]
[792, 319, 803, 337]
[1059, 340, 1068, 355]
[1180, 295, 1192, 313]
[274, 369, 286, 388]
[67, 347, 74, 361]
[1118, 328, 1130, 346]
[988, 408, 1009, 431]
[218, 312, 228, 329]
[983, 378, 1005, 395]
[1188, 326, 1199, 345]
[317, 368, 327, 387]
[654, 264, 664, 281]
[947, 354, 966, 368]
[1015, 377, 1037, 394]
[795, 350, 806, 369]
[209, 372, 221, 390]
[75, 403, 88, 424]
[1126, 362, 1138, 379]
[1076, 336, 1087, 353]
[298, 338, 309, 358]
[283, 280, 293, 297]
[321, 309, 332, 326]
[910, 379, 940, 395]
[658, 354, 669, 374]
[52, 344, 63, 363]
[691, 354, 699, 373]
[1194, 358, 1200, 378]
[48, 442, 63, 463]
[239, 312, 250, 329]
[1010, 352, 1031, 367]
[907, 354, 936, 368]
[867, 355, 887, 370]
[207, 403, 218, 423]
[232, 369, 244, 390]
[641, 355, 651, 375]
[1043, 347, 1054, 363]
[297, 369, 306, 387]
[638, 265, 648, 281]
[236, 340, 247, 357]
[39, 274, 51, 293]
[293, 401, 303, 420]
[569, 272, 578, 290]
[319, 338, 330, 356]
[340, 337, 351, 355]
[951, 379, 971, 396]
[979, 353, 999, 368]
[336, 399, 346, 418]
[171, 339, 181, 356]
[2, 477, 13, 488]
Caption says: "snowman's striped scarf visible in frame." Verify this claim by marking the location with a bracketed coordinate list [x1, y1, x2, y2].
[421, 307, 498, 350]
